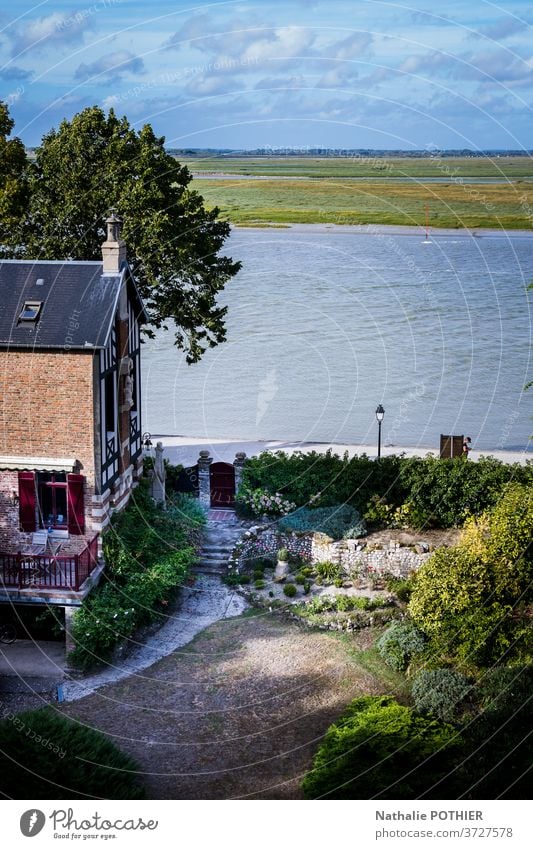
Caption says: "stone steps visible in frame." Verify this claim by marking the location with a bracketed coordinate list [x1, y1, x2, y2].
[192, 514, 245, 576]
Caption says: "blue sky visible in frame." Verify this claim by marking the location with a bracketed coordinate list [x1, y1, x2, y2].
[1, 0, 532, 149]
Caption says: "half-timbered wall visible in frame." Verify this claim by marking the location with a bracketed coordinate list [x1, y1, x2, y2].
[99, 321, 119, 491]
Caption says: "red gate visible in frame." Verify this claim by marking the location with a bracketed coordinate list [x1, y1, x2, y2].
[210, 462, 235, 507]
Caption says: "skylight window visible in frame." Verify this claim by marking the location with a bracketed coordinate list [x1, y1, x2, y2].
[19, 301, 43, 322]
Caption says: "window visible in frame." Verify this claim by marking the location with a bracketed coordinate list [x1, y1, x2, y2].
[18, 301, 43, 322]
[105, 371, 116, 433]
[17, 471, 85, 535]
[37, 472, 67, 529]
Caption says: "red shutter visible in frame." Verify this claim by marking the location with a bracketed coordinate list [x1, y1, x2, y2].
[18, 471, 36, 532]
[67, 474, 85, 535]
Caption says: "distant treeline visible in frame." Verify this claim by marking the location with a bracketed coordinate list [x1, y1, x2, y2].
[165, 148, 533, 158]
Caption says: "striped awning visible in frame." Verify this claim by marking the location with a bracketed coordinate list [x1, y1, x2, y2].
[0, 455, 76, 472]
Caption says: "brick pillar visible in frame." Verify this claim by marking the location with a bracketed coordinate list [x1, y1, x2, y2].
[197, 450, 212, 508]
[233, 452, 247, 497]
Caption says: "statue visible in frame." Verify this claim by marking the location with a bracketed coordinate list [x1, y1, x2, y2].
[150, 441, 166, 505]
[124, 358, 134, 410]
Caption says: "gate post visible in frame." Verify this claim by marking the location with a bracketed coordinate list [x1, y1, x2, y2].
[197, 450, 212, 507]
[233, 452, 247, 497]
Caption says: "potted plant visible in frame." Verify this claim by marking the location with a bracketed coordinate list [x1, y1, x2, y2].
[274, 547, 290, 582]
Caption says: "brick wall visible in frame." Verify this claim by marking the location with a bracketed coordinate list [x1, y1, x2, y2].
[0, 350, 96, 482]
[0, 350, 96, 550]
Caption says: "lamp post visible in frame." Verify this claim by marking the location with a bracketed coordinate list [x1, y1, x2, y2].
[375, 405, 385, 460]
[142, 432, 153, 456]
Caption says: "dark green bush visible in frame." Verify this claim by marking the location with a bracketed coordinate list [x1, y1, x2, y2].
[412, 669, 471, 720]
[385, 575, 414, 603]
[475, 665, 533, 715]
[0, 708, 143, 799]
[69, 481, 199, 668]
[295, 573, 306, 584]
[254, 578, 265, 589]
[239, 574, 251, 585]
[376, 622, 427, 671]
[278, 504, 365, 539]
[302, 695, 459, 799]
[242, 451, 532, 530]
[253, 568, 264, 580]
[283, 583, 297, 598]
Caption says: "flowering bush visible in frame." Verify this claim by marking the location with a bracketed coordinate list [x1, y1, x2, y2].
[238, 486, 296, 518]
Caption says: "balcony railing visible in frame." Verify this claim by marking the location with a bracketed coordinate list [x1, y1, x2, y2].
[0, 535, 99, 593]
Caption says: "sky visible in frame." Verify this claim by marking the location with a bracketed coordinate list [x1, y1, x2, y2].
[1, 0, 532, 150]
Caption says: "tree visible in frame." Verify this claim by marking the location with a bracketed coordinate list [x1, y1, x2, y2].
[0, 101, 28, 244]
[7, 106, 240, 362]
[408, 483, 533, 667]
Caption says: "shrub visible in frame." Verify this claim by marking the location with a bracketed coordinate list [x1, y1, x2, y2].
[0, 709, 143, 799]
[237, 486, 296, 517]
[253, 569, 264, 580]
[239, 574, 251, 585]
[376, 622, 426, 671]
[295, 573, 306, 584]
[301, 695, 459, 799]
[315, 561, 342, 583]
[303, 582, 311, 594]
[411, 669, 471, 721]
[278, 504, 366, 540]
[283, 583, 297, 598]
[254, 579, 265, 589]
[242, 450, 532, 530]
[277, 547, 289, 561]
[334, 578, 344, 588]
[385, 575, 414, 603]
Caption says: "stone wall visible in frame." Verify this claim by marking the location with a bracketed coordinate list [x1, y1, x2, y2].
[232, 525, 430, 578]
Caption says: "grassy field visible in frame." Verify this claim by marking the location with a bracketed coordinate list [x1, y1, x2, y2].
[181, 154, 533, 180]
[191, 175, 533, 229]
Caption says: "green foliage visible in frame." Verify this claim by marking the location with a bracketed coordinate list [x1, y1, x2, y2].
[314, 560, 342, 583]
[6, 106, 240, 362]
[303, 595, 388, 614]
[241, 450, 532, 529]
[278, 504, 365, 540]
[283, 583, 297, 598]
[0, 102, 28, 243]
[376, 622, 427, 671]
[295, 573, 306, 584]
[385, 574, 414, 603]
[69, 482, 197, 668]
[475, 665, 533, 715]
[277, 548, 289, 561]
[409, 483, 533, 667]
[411, 669, 471, 721]
[237, 486, 296, 517]
[0, 708, 143, 799]
[254, 579, 265, 589]
[302, 695, 459, 799]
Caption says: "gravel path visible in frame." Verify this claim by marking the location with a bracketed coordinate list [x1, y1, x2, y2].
[61, 576, 247, 702]
[62, 613, 387, 799]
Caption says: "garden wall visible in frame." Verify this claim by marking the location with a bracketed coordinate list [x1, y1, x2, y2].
[232, 525, 430, 579]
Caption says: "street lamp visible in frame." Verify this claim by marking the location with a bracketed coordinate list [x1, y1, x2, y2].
[375, 405, 385, 460]
[142, 432, 153, 455]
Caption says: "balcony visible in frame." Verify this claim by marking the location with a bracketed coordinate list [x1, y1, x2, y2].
[0, 535, 99, 594]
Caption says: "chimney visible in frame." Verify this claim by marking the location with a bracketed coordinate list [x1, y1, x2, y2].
[102, 208, 127, 273]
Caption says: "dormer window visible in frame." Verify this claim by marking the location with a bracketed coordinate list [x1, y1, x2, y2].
[19, 300, 43, 322]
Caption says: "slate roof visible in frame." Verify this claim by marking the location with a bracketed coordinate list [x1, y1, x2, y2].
[0, 260, 145, 350]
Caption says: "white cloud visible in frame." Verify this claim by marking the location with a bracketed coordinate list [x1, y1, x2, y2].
[75, 51, 145, 84]
[9, 10, 92, 57]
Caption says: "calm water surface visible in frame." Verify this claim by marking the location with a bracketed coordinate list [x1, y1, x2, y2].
[141, 228, 533, 452]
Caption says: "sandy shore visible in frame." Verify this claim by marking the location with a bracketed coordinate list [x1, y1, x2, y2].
[231, 222, 533, 238]
[154, 435, 531, 469]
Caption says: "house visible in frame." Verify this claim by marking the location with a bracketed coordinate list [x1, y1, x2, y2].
[0, 211, 147, 612]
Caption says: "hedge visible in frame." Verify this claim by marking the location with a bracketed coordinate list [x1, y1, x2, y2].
[0, 708, 143, 799]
